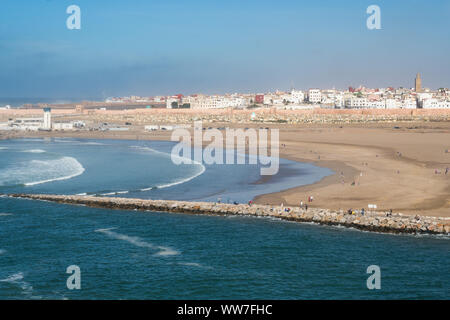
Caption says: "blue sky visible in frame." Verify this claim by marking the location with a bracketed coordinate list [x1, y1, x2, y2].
[0, 0, 449, 99]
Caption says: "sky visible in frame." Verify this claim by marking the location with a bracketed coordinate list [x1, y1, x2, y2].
[0, 0, 449, 100]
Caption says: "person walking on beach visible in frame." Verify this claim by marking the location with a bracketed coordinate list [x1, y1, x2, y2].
[300, 201, 303, 208]
[305, 204, 308, 211]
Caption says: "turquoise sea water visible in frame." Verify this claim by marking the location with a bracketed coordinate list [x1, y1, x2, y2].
[0, 138, 448, 299]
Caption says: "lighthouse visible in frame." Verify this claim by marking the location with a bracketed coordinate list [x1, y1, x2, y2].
[43, 107, 52, 130]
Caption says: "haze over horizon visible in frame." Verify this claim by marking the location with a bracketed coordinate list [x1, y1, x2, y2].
[1, 0, 449, 100]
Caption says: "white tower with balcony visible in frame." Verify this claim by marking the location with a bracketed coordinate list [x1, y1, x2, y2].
[43, 107, 52, 130]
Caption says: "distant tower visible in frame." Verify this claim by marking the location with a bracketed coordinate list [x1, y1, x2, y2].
[415, 73, 422, 93]
[43, 107, 52, 130]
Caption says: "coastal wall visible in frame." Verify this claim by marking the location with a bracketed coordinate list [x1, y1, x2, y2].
[9, 194, 450, 235]
[2, 107, 450, 124]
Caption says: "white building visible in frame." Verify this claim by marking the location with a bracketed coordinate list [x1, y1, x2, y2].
[334, 94, 345, 108]
[166, 97, 179, 109]
[43, 107, 51, 130]
[11, 118, 43, 130]
[263, 94, 276, 105]
[421, 99, 450, 109]
[289, 90, 305, 104]
[188, 95, 246, 109]
[308, 89, 322, 104]
[400, 99, 417, 109]
[345, 97, 369, 108]
[53, 122, 74, 131]
[385, 99, 401, 109]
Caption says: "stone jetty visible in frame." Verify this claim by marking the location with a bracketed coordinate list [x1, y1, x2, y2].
[8, 193, 450, 235]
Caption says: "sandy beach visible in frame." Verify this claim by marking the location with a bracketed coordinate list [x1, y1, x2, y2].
[2, 119, 450, 218]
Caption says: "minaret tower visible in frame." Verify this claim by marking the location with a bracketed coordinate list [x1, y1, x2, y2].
[415, 73, 422, 93]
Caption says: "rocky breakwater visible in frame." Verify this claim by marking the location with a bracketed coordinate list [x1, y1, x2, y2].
[8, 194, 450, 235]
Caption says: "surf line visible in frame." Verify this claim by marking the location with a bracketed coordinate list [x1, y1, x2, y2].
[95, 228, 179, 256]
[24, 157, 85, 186]
[127, 145, 207, 192]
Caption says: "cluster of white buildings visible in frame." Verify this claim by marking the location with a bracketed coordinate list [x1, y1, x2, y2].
[179, 94, 248, 109]
[0, 108, 86, 131]
[259, 87, 450, 110]
[103, 75, 450, 110]
[161, 86, 450, 110]
[144, 124, 191, 131]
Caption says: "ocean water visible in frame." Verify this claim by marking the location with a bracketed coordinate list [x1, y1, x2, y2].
[0, 97, 101, 108]
[0, 138, 448, 299]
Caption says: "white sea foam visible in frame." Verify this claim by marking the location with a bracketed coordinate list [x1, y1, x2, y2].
[0, 147, 7, 150]
[157, 165, 205, 189]
[0, 272, 34, 296]
[53, 139, 76, 143]
[0, 213, 13, 216]
[178, 262, 211, 269]
[54, 139, 106, 146]
[100, 191, 129, 196]
[17, 138, 44, 142]
[131, 145, 206, 191]
[0, 249, 6, 255]
[24, 157, 85, 186]
[95, 228, 180, 256]
[0, 156, 85, 187]
[0, 272, 24, 283]
[21, 149, 46, 153]
[81, 142, 106, 145]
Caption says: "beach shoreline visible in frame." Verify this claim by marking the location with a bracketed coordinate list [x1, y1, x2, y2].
[1, 121, 450, 218]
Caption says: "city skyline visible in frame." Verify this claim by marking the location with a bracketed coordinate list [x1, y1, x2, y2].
[0, 0, 449, 99]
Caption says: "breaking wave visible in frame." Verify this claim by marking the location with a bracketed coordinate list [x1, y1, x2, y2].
[178, 262, 211, 269]
[0, 272, 34, 296]
[99, 190, 129, 196]
[131, 146, 206, 191]
[53, 139, 106, 146]
[0, 156, 85, 187]
[21, 149, 46, 153]
[95, 228, 180, 256]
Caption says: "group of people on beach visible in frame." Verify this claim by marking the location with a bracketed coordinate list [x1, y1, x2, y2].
[434, 167, 449, 175]
[299, 196, 314, 211]
[347, 208, 365, 216]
